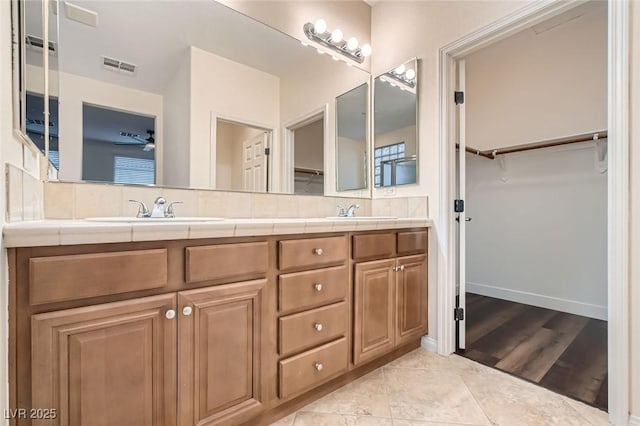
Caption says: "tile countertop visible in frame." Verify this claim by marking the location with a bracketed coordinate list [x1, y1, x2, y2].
[3, 217, 433, 248]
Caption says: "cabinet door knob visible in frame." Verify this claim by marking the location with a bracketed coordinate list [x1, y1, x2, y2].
[314, 283, 323, 292]
[182, 306, 193, 316]
[313, 248, 323, 256]
[400, 265, 405, 271]
[165, 309, 176, 320]
[314, 322, 323, 331]
[314, 362, 324, 371]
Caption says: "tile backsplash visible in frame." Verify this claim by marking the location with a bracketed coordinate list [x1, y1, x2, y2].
[10, 180, 428, 221]
[6, 164, 44, 222]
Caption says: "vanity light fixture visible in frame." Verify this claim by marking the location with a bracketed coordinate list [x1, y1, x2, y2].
[303, 18, 371, 64]
[384, 66, 417, 89]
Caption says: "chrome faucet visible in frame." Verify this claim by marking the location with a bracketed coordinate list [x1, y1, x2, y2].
[337, 204, 360, 217]
[129, 197, 183, 218]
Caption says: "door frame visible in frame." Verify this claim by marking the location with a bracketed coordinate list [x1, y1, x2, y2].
[283, 105, 328, 194]
[437, 1, 629, 424]
[209, 113, 276, 191]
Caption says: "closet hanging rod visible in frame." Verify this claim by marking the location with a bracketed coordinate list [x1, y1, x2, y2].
[294, 167, 324, 176]
[459, 130, 607, 160]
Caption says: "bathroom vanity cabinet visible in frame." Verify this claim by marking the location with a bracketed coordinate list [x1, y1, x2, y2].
[8, 227, 428, 425]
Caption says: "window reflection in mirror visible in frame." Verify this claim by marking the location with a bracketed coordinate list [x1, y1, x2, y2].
[374, 58, 418, 188]
[336, 83, 368, 192]
[25, 93, 59, 169]
[82, 104, 156, 185]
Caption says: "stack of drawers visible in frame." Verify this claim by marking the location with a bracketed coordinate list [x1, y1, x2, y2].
[276, 235, 349, 399]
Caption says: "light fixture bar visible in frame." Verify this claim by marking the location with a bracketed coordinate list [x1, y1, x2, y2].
[303, 21, 370, 64]
[384, 71, 416, 89]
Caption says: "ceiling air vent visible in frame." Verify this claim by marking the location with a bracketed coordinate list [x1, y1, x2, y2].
[25, 35, 57, 54]
[102, 56, 137, 75]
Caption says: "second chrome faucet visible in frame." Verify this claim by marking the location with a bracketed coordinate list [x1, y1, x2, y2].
[129, 197, 183, 218]
[337, 204, 360, 217]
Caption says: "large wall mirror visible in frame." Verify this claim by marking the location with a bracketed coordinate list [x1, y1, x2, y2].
[336, 83, 368, 191]
[373, 58, 418, 188]
[18, 0, 371, 196]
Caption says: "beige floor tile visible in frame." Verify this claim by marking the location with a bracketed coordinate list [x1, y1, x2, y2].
[292, 412, 357, 425]
[270, 412, 297, 426]
[385, 349, 482, 373]
[460, 365, 595, 426]
[304, 369, 391, 418]
[562, 397, 611, 425]
[383, 368, 490, 425]
[393, 420, 487, 426]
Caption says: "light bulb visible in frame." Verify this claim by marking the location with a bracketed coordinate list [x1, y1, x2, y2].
[331, 29, 343, 43]
[317, 48, 325, 55]
[314, 18, 327, 34]
[394, 64, 406, 75]
[301, 40, 308, 46]
[405, 69, 416, 80]
[360, 44, 372, 57]
[347, 37, 359, 51]
[332, 56, 339, 61]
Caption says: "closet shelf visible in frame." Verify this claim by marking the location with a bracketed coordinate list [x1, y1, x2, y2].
[458, 130, 607, 160]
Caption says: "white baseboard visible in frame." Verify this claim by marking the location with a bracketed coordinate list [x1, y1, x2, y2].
[421, 336, 438, 352]
[630, 415, 640, 426]
[466, 282, 607, 320]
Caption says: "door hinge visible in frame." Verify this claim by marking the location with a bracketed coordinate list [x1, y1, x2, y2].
[454, 307, 465, 321]
[454, 91, 464, 105]
[264, 147, 270, 155]
[454, 199, 464, 213]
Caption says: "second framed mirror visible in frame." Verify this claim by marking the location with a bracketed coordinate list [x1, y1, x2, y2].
[373, 58, 418, 188]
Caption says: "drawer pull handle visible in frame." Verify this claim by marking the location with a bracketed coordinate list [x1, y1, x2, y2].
[314, 362, 324, 371]
[182, 306, 193, 316]
[314, 322, 323, 331]
[165, 309, 176, 320]
[314, 283, 323, 292]
[313, 248, 324, 256]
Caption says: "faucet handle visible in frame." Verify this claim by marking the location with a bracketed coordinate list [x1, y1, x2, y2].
[165, 201, 184, 218]
[129, 200, 150, 218]
[337, 205, 346, 217]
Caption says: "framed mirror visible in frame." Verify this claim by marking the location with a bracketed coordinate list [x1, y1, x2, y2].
[373, 58, 418, 188]
[20, 0, 371, 196]
[336, 83, 369, 192]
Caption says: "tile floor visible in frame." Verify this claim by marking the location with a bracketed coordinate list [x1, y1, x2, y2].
[270, 348, 610, 426]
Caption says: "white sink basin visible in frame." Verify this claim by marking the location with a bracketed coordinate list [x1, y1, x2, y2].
[86, 217, 225, 223]
[326, 216, 398, 220]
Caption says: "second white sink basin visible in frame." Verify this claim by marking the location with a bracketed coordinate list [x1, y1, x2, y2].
[326, 216, 397, 220]
[86, 217, 224, 223]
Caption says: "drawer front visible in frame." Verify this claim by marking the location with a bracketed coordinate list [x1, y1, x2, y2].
[279, 302, 347, 356]
[279, 337, 348, 399]
[352, 233, 395, 261]
[30, 249, 168, 305]
[279, 266, 348, 312]
[279, 236, 347, 271]
[185, 242, 268, 284]
[397, 230, 428, 255]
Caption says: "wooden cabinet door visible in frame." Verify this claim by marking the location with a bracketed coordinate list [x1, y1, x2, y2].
[178, 279, 266, 426]
[31, 294, 177, 426]
[353, 258, 396, 366]
[396, 254, 428, 346]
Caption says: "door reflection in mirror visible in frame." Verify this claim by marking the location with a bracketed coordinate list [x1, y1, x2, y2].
[215, 119, 271, 193]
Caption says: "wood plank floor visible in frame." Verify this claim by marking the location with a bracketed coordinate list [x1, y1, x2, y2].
[458, 293, 608, 410]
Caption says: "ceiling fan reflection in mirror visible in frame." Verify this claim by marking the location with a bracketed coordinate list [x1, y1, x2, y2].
[116, 130, 155, 151]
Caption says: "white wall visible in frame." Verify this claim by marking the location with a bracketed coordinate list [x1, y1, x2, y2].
[465, 3, 607, 151]
[189, 46, 280, 189]
[56, 71, 163, 183]
[466, 144, 607, 319]
[162, 49, 190, 188]
[294, 119, 324, 171]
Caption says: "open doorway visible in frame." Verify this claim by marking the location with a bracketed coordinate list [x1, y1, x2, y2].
[453, 1, 608, 410]
[285, 110, 326, 195]
[215, 118, 271, 193]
